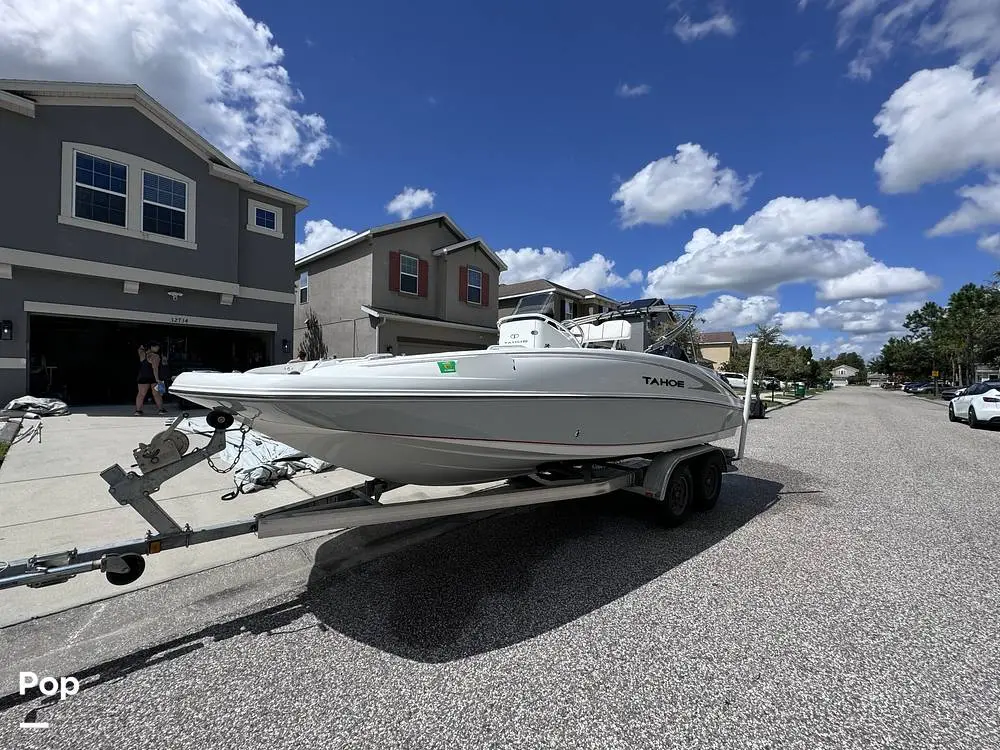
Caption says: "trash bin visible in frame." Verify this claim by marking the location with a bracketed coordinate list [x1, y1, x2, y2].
[795, 383, 806, 397]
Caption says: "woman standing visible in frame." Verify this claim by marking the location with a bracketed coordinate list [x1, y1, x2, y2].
[135, 343, 166, 415]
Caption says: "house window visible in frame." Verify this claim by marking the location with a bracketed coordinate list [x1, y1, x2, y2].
[563, 299, 574, 320]
[247, 198, 284, 238]
[467, 267, 482, 304]
[142, 171, 188, 240]
[74, 152, 128, 228]
[60, 142, 197, 249]
[400, 254, 419, 294]
[256, 207, 276, 230]
[298, 271, 308, 304]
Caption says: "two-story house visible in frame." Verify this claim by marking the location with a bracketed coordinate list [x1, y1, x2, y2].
[294, 213, 508, 357]
[697, 331, 739, 371]
[0, 80, 308, 407]
[498, 280, 619, 321]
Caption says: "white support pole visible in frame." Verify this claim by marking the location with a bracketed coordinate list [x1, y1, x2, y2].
[737, 337, 760, 461]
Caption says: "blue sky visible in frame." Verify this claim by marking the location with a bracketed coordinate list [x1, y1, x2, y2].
[5, 0, 1000, 358]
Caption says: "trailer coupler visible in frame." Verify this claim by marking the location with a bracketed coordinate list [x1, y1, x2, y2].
[0, 409, 250, 591]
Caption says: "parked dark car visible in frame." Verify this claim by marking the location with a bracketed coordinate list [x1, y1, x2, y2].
[940, 386, 966, 401]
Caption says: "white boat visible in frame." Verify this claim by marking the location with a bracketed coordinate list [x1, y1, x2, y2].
[169, 294, 744, 486]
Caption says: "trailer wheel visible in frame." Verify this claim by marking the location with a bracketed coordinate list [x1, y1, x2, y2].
[654, 464, 693, 527]
[105, 553, 146, 586]
[693, 452, 725, 512]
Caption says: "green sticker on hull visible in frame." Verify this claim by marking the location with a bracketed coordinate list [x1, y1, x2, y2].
[437, 360, 457, 373]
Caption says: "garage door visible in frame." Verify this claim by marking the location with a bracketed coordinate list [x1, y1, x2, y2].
[395, 337, 477, 356]
[29, 314, 273, 406]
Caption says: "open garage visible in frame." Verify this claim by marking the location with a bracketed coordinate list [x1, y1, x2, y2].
[28, 313, 273, 406]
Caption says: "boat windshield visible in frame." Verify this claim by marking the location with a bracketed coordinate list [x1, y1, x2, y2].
[512, 291, 557, 317]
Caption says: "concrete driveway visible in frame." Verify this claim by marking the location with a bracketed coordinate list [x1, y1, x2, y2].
[0, 407, 492, 626]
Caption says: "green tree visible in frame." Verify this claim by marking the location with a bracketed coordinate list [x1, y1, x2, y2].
[298, 310, 329, 360]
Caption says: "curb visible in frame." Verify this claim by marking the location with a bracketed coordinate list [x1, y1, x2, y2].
[764, 394, 817, 412]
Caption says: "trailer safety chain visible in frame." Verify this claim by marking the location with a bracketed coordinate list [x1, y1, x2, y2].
[206, 420, 252, 476]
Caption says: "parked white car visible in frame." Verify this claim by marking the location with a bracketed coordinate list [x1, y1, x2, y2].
[948, 379, 1000, 428]
[718, 371, 748, 391]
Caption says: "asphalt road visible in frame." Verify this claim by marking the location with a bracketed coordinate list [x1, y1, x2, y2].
[2, 388, 999, 749]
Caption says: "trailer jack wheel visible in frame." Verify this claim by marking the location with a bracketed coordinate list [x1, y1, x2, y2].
[655, 464, 693, 528]
[104, 553, 146, 586]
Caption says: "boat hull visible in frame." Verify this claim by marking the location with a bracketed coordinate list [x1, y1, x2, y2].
[170, 348, 743, 485]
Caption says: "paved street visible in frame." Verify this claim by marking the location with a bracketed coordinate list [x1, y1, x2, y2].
[2, 388, 999, 749]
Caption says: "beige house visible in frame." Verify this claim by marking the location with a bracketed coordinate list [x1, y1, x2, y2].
[697, 331, 738, 371]
[831, 363, 859, 386]
[498, 279, 619, 321]
[294, 213, 507, 357]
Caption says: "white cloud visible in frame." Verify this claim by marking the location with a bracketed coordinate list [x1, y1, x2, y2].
[928, 173, 1000, 235]
[812, 333, 889, 360]
[386, 187, 436, 220]
[799, 298, 921, 335]
[815, 261, 940, 300]
[700, 295, 780, 328]
[497, 247, 643, 293]
[873, 66, 1000, 194]
[744, 195, 883, 239]
[643, 195, 883, 299]
[783, 333, 816, 347]
[772, 311, 821, 330]
[616, 83, 652, 98]
[295, 219, 357, 260]
[979, 233, 1000, 255]
[827, 0, 1000, 81]
[612, 143, 756, 228]
[697, 294, 924, 360]
[0, 0, 331, 172]
[673, 12, 738, 42]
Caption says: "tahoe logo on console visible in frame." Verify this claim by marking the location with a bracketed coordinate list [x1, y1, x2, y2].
[644, 375, 685, 388]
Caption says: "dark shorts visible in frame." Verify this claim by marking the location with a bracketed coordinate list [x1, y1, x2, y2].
[137, 377, 157, 385]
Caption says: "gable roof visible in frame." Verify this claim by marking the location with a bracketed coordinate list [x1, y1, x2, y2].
[432, 237, 508, 272]
[498, 279, 622, 308]
[833, 364, 860, 374]
[699, 331, 738, 345]
[295, 212, 474, 268]
[0, 79, 308, 212]
[498, 279, 586, 300]
[575, 288, 620, 306]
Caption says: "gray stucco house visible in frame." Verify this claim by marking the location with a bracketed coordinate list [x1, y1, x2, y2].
[0, 80, 308, 407]
[294, 213, 507, 357]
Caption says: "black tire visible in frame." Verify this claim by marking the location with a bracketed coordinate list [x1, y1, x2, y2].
[948, 403, 957, 422]
[969, 407, 979, 429]
[654, 464, 694, 527]
[693, 452, 725, 512]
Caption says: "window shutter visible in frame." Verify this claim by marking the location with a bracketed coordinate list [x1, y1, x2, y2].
[417, 259, 429, 297]
[481, 272, 489, 305]
[459, 265, 468, 302]
[389, 251, 400, 292]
